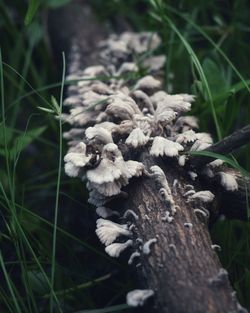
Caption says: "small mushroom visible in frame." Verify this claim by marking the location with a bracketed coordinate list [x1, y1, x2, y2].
[143, 238, 157, 255]
[134, 75, 161, 92]
[132, 90, 155, 114]
[162, 211, 174, 223]
[125, 128, 150, 148]
[96, 218, 131, 246]
[174, 116, 199, 131]
[105, 239, 133, 257]
[142, 55, 166, 72]
[123, 209, 139, 220]
[188, 190, 215, 203]
[128, 251, 140, 265]
[150, 136, 184, 157]
[176, 130, 197, 144]
[151, 91, 194, 113]
[126, 289, 154, 307]
[85, 126, 113, 144]
[117, 62, 138, 75]
[217, 171, 238, 191]
[64, 142, 91, 177]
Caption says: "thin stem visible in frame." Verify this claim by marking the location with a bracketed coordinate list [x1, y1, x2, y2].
[50, 52, 66, 313]
[0, 252, 22, 313]
[0, 49, 11, 192]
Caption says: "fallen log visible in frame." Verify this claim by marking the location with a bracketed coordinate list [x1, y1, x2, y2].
[48, 2, 249, 312]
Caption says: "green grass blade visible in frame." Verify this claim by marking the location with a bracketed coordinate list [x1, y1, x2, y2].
[50, 52, 66, 313]
[162, 3, 250, 95]
[188, 150, 250, 177]
[24, 0, 40, 26]
[149, 7, 222, 139]
[0, 252, 23, 313]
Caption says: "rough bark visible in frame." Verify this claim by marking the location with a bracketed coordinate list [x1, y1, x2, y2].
[48, 2, 247, 313]
[123, 155, 239, 313]
[47, 0, 109, 69]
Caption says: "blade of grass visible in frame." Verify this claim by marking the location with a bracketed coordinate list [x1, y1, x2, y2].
[43, 273, 112, 299]
[0, 49, 11, 193]
[2, 61, 51, 108]
[0, 252, 23, 313]
[188, 150, 250, 177]
[162, 3, 250, 95]
[149, 4, 222, 139]
[50, 52, 65, 313]
[24, 0, 40, 26]
[0, 181, 63, 312]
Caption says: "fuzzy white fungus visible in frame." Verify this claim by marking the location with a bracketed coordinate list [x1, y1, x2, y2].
[143, 238, 157, 255]
[96, 218, 131, 246]
[217, 172, 238, 191]
[188, 190, 215, 203]
[126, 289, 154, 307]
[125, 128, 150, 148]
[105, 239, 133, 258]
[150, 137, 184, 157]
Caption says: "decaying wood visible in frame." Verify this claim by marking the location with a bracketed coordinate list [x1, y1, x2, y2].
[48, 2, 248, 313]
[122, 155, 240, 313]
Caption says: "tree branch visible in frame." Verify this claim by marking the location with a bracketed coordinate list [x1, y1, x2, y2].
[189, 125, 250, 169]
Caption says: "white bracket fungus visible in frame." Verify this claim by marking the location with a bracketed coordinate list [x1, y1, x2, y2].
[150, 165, 171, 193]
[105, 239, 133, 258]
[128, 251, 140, 265]
[184, 222, 193, 228]
[188, 171, 198, 181]
[143, 238, 157, 255]
[176, 130, 197, 144]
[126, 289, 154, 307]
[178, 155, 186, 167]
[85, 126, 113, 144]
[188, 190, 215, 203]
[162, 211, 174, 223]
[142, 55, 166, 72]
[96, 218, 132, 246]
[194, 208, 209, 219]
[172, 179, 180, 195]
[217, 171, 238, 191]
[132, 90, 155, 114]
[64, 142, 91, 177]
[211, 244, 222, 252]
[150, 136, 184, 157]
[150, 165, 177, 215]
[125, 128, 150, 148]
[134, 75, 161, 91]
[184, 189, 196, 197]
[123, 209, 139, 220]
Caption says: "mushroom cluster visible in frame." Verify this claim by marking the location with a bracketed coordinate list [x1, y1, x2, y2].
[63, 31, 239, 307]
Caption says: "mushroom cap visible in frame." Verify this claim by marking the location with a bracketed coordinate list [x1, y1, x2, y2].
[125, 128, 150, 148]
[150, 136, 184, 157]
[105, 239, 133, 257]
[126, 289, 154, 307]
[86, 158, 122, 184]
